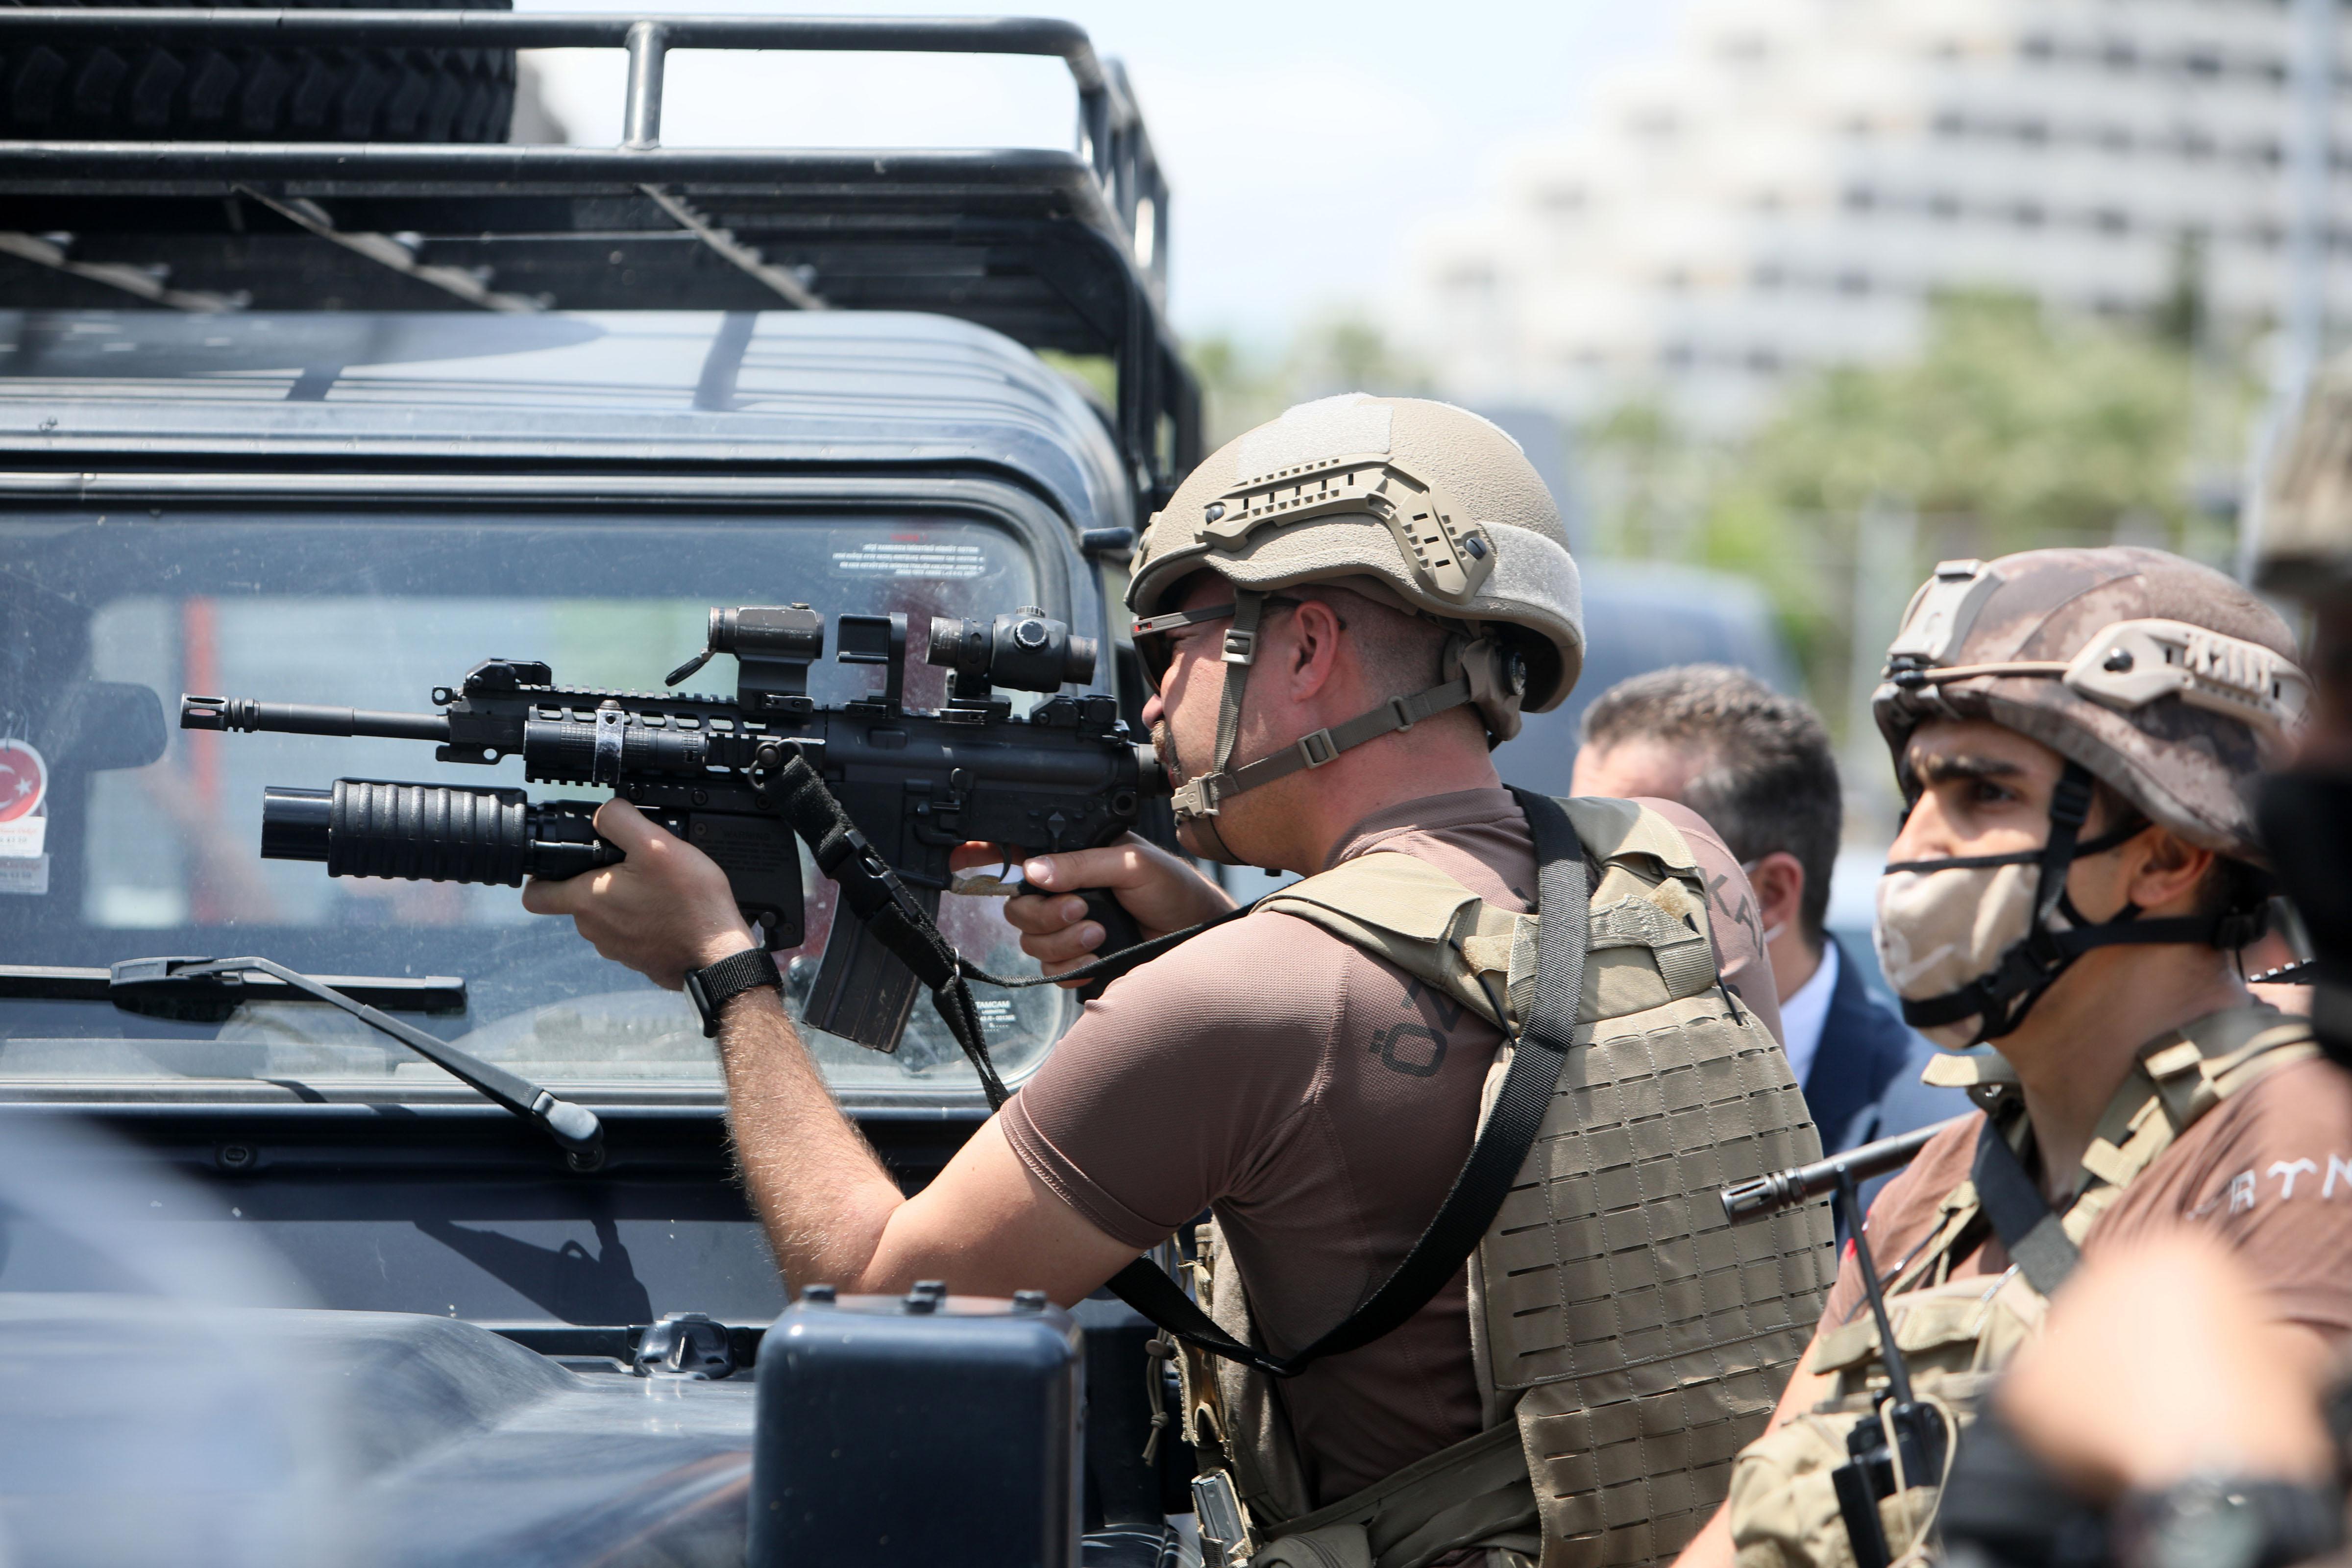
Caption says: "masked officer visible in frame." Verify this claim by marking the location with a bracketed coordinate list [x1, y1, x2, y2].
[1923, 365, 2352, 1568]
[1671, 546, 2352, 1568]
[527, 394, 1833, 1568]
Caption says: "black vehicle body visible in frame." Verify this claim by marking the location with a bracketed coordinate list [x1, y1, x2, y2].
[0, 15, 1198, 1566]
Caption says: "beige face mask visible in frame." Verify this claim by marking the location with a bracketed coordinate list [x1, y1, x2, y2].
[1872, 861, 2044, 1049]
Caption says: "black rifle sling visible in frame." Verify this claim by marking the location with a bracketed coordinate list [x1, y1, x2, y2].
[766, 753, 1010, 1102]
[1967, 1117, 2080, 1297]
[1099, 785, 1591, 1378]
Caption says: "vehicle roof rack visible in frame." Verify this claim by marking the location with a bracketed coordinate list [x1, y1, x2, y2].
[0, 9, 1200, 502]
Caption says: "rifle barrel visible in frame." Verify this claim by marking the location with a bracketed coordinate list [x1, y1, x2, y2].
[1719, 1118, 1961, 1225]
[182, 695, 450, 743]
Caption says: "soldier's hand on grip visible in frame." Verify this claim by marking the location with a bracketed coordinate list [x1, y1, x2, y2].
[952, 835, 1234, 985]
[522, 799, 759, 991]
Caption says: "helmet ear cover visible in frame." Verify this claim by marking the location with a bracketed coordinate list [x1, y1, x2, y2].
[1450, 632, 1530, 746]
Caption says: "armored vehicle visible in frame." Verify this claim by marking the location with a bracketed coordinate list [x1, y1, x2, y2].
[0, 12, 1199, 1564]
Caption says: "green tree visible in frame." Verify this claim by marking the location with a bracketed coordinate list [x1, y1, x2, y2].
[1734, 291, 2200, 546]
[1692, 290, 2239, 736]
[1583, 396, 1716, 562]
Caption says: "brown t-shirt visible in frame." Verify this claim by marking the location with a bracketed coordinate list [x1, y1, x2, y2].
[1821, 1053, 2352, 1341]
[1003, 788, 1780, 1505]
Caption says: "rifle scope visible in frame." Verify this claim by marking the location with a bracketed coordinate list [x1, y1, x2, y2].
[927, 608, 1096, 694]
[261, 780, 615, 886]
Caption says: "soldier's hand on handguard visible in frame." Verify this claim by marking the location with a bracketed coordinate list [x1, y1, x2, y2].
[952, 834, 1234, 984]
[521, 799, 758, 991]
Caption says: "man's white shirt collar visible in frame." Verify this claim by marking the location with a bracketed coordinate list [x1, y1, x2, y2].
[1778, 939, 1839, 1091]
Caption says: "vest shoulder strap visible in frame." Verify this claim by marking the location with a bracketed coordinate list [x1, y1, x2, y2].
[1896, 1006, 2316, 1294]
[1259, 800, 1722, 1037]
[1260, 852, 1508, 1031]
[1559, 793, 1700, 873]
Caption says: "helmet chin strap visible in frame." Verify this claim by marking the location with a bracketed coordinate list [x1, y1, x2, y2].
[1152, 588, 1479, 867]
[1894, 761, 2247, 1043]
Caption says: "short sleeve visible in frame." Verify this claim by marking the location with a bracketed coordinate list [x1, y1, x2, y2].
[1817, 1115, 1983, 1330]
[2101, 1058, 2352, 1339]
[999, 911, 1343, 1250]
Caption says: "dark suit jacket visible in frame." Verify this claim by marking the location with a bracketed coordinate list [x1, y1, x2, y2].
[1801, 935, 1929, 1155]
[1803, 934, 1974, 1215]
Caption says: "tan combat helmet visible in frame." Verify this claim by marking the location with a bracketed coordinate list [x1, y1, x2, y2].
[1870, 547, 2307, 1041]
[1127, 394, 1583, 861]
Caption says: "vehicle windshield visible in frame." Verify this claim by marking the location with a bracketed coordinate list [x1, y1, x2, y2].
[0, 507, 1076, 1100]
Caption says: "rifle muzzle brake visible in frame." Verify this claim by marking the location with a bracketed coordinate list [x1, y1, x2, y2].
[182, 695, 450, 742]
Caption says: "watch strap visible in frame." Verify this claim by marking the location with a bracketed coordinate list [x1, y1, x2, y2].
[686, 946, 783, 1038]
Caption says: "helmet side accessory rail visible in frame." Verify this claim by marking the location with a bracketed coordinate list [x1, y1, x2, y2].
[1189, 453, 1500, 605]
[1887, 616, 2310, 738]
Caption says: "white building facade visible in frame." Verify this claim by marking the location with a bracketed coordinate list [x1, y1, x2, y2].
[1406, 0, 2352, 433]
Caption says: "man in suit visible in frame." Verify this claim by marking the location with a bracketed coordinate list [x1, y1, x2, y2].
[1568, 664, 1965, 1155]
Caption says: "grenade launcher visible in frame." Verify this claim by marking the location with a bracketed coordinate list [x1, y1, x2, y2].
[180, 605, 1166, 1054]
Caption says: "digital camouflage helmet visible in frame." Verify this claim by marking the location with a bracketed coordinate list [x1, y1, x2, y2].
[1127, 394, 1583, 862]
[1869, 547, 2307, 1045]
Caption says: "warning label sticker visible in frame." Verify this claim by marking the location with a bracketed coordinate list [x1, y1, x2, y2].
[830, 541, 987, 580]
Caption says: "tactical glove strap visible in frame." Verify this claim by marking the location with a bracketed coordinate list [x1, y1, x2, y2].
[1098, 785, 1590, 1379]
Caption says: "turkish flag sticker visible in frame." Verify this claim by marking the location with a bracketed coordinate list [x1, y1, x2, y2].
[0, 739, 47, 824]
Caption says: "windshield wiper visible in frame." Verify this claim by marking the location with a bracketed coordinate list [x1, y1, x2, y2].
[1, 959, 466, 1015]
[0, 956, 604, 1167]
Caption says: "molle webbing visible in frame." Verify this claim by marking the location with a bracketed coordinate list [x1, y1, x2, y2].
[1259, 798, 1720, 1037]
[1257, 797, 1834, 1568]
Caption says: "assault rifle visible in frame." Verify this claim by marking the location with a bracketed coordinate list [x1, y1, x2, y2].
[180, 605, 1164, 1054]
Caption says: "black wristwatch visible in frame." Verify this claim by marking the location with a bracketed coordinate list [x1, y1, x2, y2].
[684, 947, 783, 1038]
[2113, 1474, 2345, 1568]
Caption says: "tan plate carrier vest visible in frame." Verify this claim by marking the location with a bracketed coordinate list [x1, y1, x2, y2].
[1172, 798, 1836, 1568]
[1725, 1005, 2320, 1568]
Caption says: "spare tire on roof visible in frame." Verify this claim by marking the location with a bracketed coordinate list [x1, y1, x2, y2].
[1, 0, 517, 143]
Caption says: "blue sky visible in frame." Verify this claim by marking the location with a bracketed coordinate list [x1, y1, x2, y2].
[520, 0, 1688, 339]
